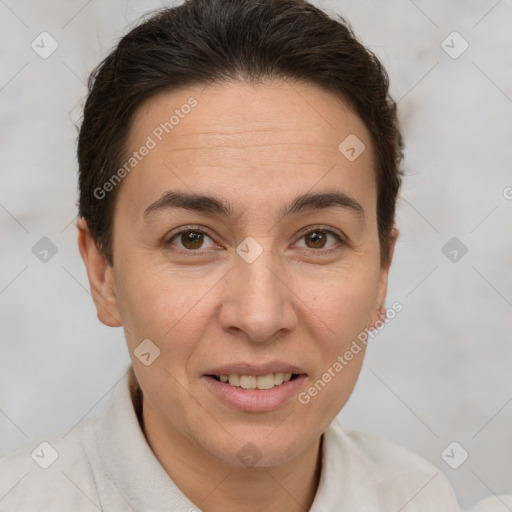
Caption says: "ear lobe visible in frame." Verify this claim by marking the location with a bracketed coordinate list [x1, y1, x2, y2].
[77, 217, 122, 327]
[368, 227, 399, 331]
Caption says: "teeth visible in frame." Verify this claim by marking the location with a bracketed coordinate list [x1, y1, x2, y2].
[218, 372, 294, 390]
[256, 374, 275, 390]
[228, 374, 240, 386]
[240, 375, 257, 389]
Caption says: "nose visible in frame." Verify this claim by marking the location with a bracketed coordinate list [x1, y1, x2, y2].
[218, 247, 298, 344]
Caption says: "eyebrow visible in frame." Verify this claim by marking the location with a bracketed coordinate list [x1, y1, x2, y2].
[143, 190, 364, 222]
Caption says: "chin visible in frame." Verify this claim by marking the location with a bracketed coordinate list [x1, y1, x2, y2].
[198, 423, 317, 468]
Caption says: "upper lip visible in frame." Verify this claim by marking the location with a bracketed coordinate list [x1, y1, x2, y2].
[204, 362, 307, 377]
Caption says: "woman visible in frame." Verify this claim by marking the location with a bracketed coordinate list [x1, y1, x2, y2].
[1, 0, 505, 510]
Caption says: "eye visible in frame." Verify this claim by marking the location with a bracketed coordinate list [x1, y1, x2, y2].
[165, 225, 346, 256]
[166, 227, 217, 253]
[295, 227, 344, 252]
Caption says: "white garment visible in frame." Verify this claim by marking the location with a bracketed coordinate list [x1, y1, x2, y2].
[0, 370, 505, 511]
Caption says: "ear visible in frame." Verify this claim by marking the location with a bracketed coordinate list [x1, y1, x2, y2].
[77, 217, 122, 327]
[368, 227, 399, 330]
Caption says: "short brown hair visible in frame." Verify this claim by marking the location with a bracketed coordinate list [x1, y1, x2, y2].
[78, 0, 403, 265]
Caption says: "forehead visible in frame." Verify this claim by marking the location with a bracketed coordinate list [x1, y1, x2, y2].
[119, 80, 376, 219]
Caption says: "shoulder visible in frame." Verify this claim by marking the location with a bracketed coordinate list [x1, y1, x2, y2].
[328, 421, 440, 475]
[0, 416, 101, 512]
[468, 495, 512, 512]
[323, 420, 461, 511]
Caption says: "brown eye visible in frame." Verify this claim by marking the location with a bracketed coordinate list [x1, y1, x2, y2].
[180, 231, 204, 250]
[304, 231, 328, 249]
[296, 228, 344, 253]
[167, 228, 216, 252]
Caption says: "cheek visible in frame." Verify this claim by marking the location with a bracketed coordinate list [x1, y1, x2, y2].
[113, 258, 213, 358]
[299, 263, 379, 405]
[309, 264, 381, 344]
[299, 350, 365, 417]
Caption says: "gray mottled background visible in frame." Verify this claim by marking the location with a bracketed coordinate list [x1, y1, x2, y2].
[0, 0, 511, 509]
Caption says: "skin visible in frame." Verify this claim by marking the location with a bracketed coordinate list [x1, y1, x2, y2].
[78, 80, 397, 512]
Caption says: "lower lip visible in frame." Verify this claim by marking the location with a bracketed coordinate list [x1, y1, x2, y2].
[202, 375, 307, 412]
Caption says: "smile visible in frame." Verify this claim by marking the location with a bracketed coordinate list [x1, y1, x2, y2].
[208, 372, 298, 390]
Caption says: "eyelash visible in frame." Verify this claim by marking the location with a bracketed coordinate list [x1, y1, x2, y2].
[165, 225, 347, 257]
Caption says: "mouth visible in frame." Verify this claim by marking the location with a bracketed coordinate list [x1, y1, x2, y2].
[202, 364, 307, 412]
[206, 372, 302, 390]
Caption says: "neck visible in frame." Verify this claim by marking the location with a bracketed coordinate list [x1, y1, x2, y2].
[136, 393, 322, 511]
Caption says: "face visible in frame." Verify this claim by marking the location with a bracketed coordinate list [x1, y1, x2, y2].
[81, 80, 396, 468]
